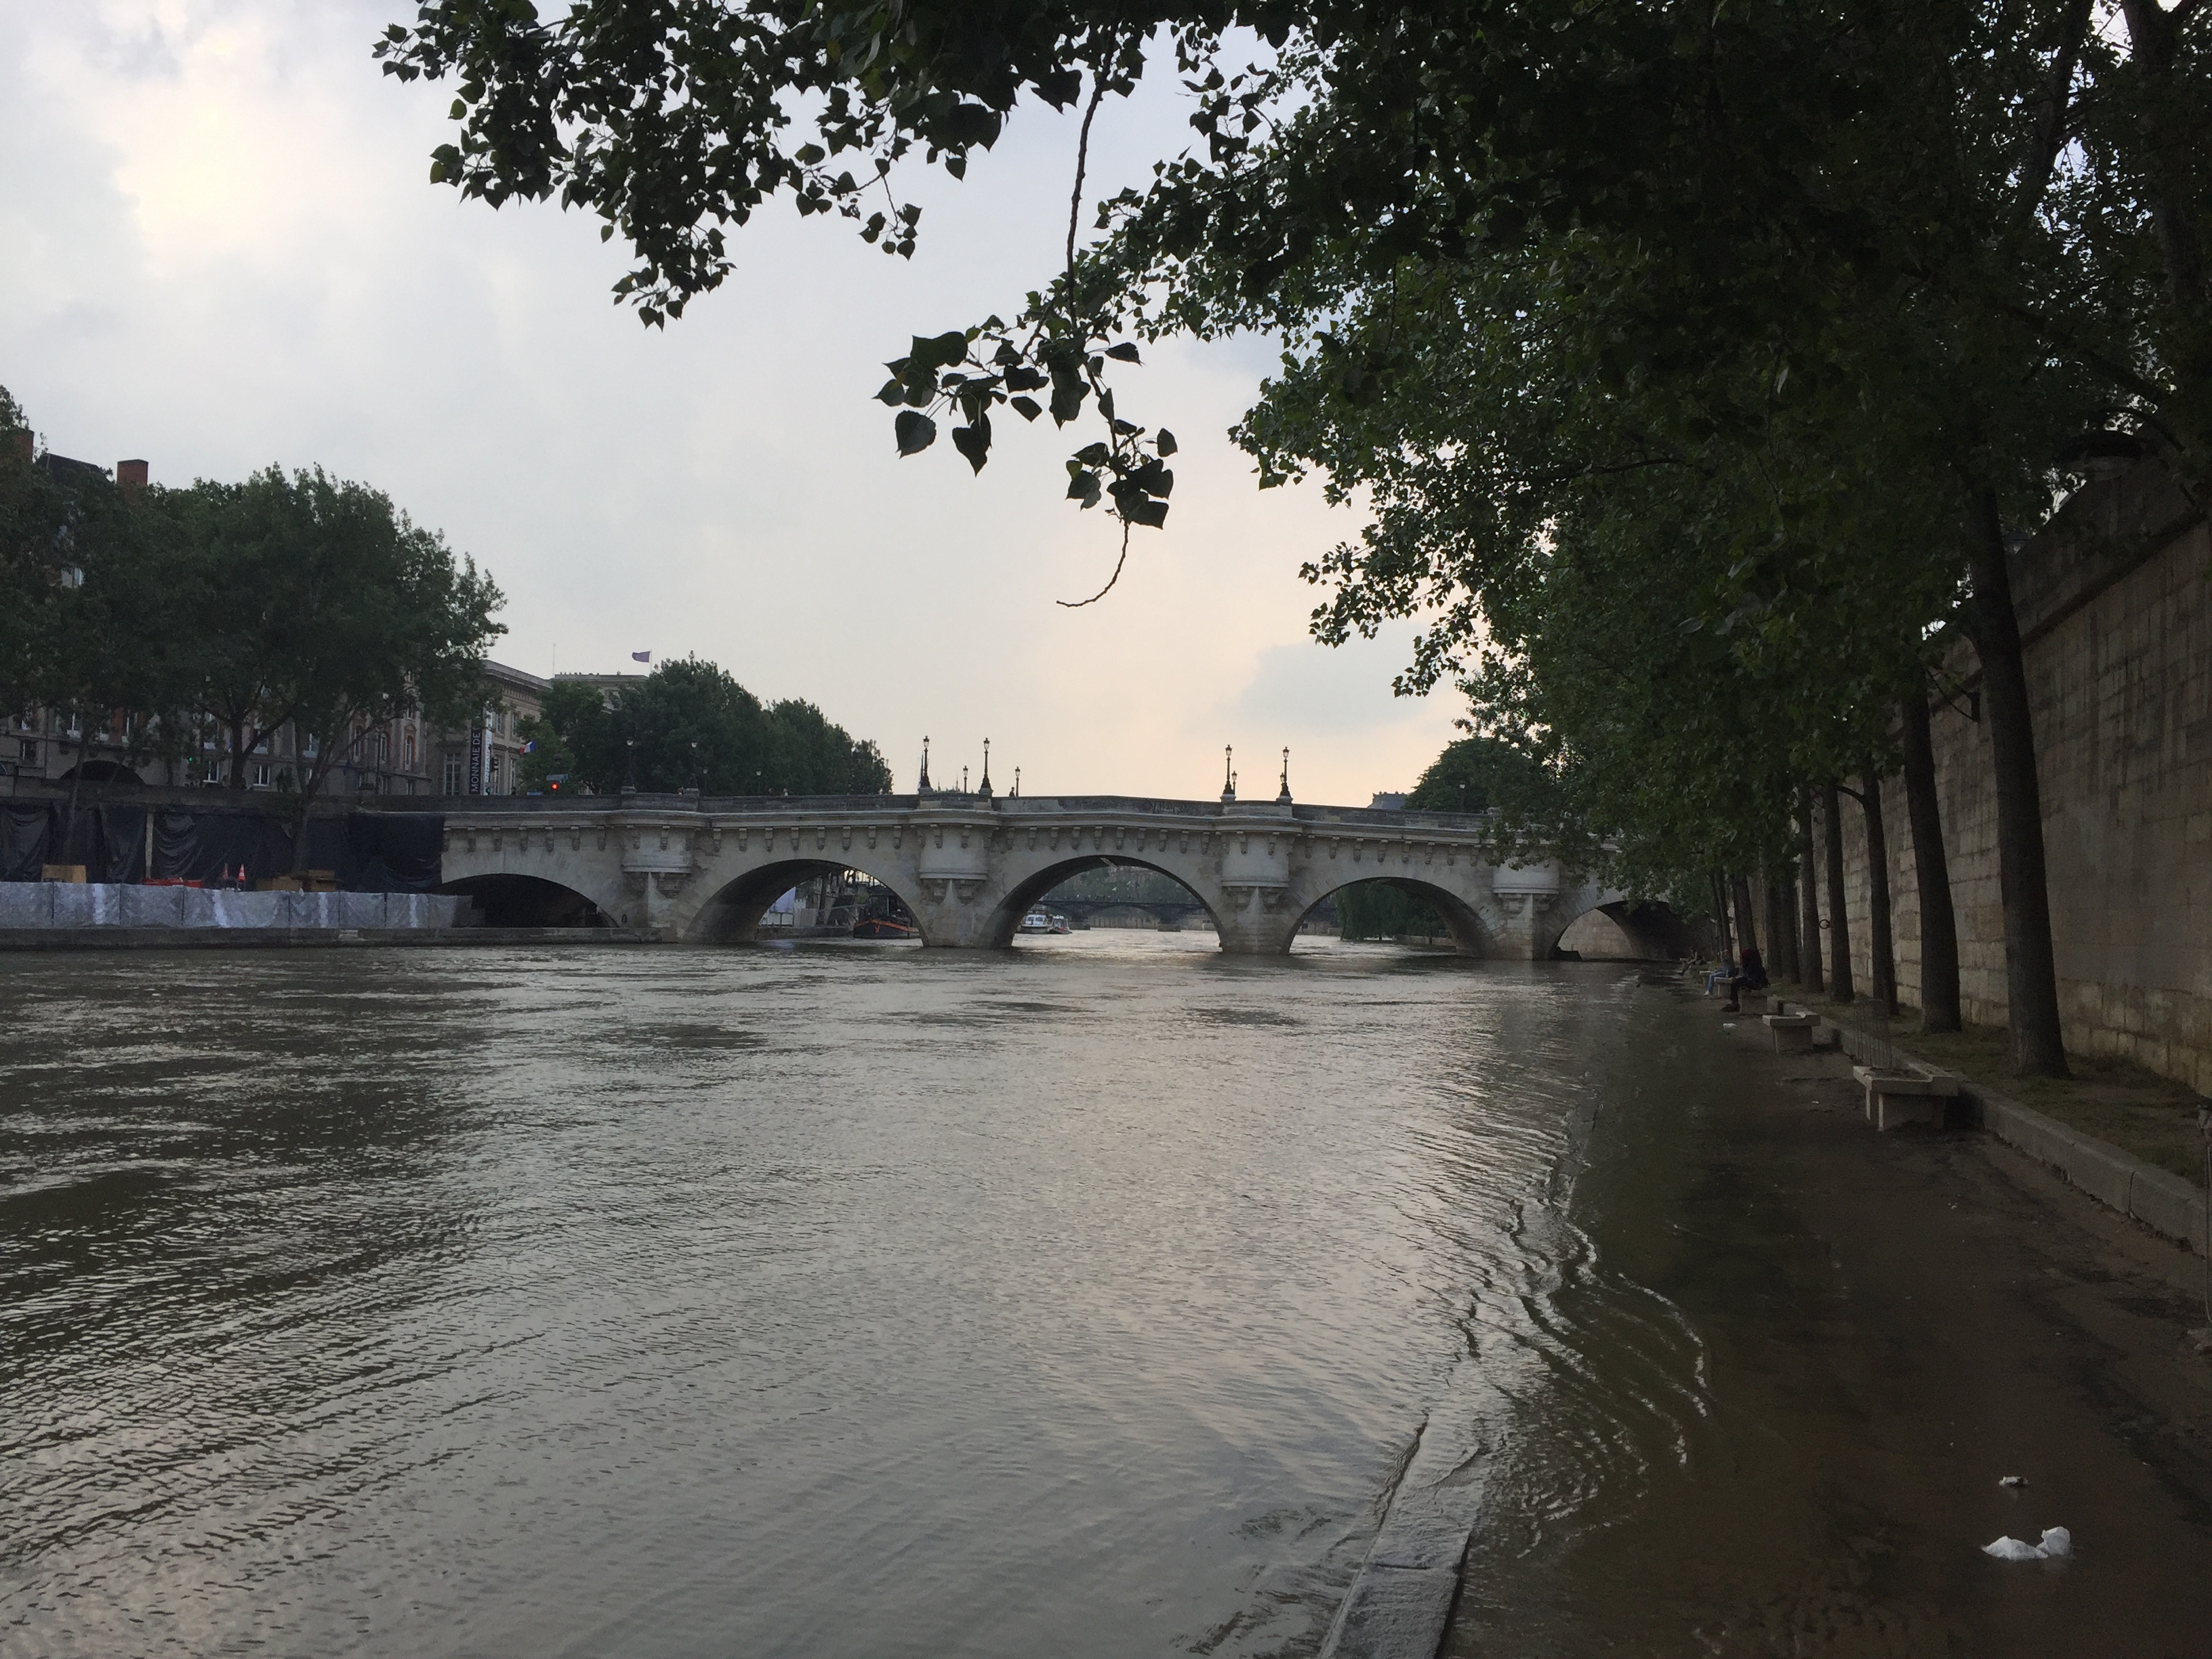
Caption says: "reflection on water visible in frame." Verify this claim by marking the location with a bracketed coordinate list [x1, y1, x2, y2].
[0, 935, 1688, 1658]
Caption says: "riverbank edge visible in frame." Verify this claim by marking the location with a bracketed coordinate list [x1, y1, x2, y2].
[1772, 996, 2209, 1253]
[0, 926, 658, 951]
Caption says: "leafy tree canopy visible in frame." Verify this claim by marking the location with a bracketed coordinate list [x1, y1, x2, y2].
[523, 655, 892, 795]
[155, 466, 506, 800]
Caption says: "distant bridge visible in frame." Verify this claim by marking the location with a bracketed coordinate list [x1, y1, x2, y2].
[1046, 895, 1214, 928]
[436, 792, 1669, 958]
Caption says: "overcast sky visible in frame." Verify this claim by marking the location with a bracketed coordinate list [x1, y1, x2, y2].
[0, 1, 1462, 804]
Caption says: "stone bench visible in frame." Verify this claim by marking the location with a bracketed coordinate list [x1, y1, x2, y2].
[1729, 987, 1770, 1015]
[1763, 1012, 1820, 1052]
[1851, 1065, 1962, 1130]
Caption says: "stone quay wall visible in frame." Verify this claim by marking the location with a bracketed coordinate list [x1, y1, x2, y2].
[1801, 462, 2211, 1092]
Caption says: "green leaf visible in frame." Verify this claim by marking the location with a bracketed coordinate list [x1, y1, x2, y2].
[1067, 470, 1103, 508]
[1155, 429, 1179, 457]
[1105, 342, 1142, 363]
[895, 411, 937, 456]
[1073, 441, 1111, 466]
[951, 418, 991, 473]
[1010, 396, 1043, 421]
[1119, 497, 1169, 529]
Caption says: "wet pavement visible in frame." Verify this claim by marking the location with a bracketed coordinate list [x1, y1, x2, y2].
[1450, 986, 2212, 1658]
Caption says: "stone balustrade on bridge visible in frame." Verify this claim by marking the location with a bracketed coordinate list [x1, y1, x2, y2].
[435, 792, 1648, 956]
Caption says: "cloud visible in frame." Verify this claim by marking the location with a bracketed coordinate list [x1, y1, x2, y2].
[0, 0, 1464, 806]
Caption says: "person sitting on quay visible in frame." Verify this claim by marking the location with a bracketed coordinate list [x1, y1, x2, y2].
[1723, 945, 1769, 1013]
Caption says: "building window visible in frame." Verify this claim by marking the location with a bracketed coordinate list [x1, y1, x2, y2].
[404, 732, 417, 768]
[489, 754, 502, 788]
[18, 739, 36, 764]
[443, 756, 462, 795]
[252, 762, 272, 787]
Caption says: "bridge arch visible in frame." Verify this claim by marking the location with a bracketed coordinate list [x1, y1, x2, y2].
[1293, 875, 1501, 957]
[1549, 896, 1695, 961]
[437, 872, 612, 928]
[682, 857, 924, 944]
[985, 855, 1225, 948]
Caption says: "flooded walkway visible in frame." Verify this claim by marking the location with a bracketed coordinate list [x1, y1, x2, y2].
[1451, 988, 2212, 1656]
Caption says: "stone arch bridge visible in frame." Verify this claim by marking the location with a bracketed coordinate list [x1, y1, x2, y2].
[436, 794, 1666, 958]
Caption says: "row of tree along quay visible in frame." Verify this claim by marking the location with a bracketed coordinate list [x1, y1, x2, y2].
[381, 0, 2212, 1078]
[1, 387, 890, 873]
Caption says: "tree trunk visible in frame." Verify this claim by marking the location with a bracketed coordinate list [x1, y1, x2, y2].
[227, 714, 249, 790]
[1710, 869, 1734, 962]
[1823, 782, 1854, 1002]
[2118, 0, 2207, 316]
[1798, 794, 1824, 995]
[1766, 872, 1800, 982]
[1860, 766, 1898, 1017]
[1900, 693, 1962, 1033]
[1731, 872, 1759, 958]
[1967, 490, 2068, 1076]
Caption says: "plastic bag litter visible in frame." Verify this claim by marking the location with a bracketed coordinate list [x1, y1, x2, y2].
[1998, 1475, 2028, 1488]
[1984, 1527, 2071, 1561]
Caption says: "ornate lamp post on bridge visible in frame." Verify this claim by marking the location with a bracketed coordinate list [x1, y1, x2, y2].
[1221, 745, 1236, 802]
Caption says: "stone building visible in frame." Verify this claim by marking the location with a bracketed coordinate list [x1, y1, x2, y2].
[7, 658, 548, 800]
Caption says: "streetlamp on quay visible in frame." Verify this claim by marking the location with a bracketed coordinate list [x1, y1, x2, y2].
[621, 739, 637, 795]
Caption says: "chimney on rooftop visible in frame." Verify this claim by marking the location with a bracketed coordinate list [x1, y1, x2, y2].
[9, 430, 28, 466]
[116, 458, 148, 495]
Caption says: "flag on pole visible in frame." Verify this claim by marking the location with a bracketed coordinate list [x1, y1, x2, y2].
[632, 651, 651, 663]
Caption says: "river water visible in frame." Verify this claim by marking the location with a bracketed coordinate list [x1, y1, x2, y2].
[3, 934, 1696, 1656]
[11, 935, 2206, 1658]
